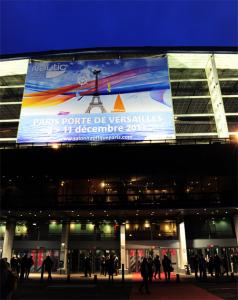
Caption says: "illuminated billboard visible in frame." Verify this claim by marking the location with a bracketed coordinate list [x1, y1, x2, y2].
[17, 57, 175, 143]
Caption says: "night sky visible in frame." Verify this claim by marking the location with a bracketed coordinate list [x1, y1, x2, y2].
[0, 0, 238, 55]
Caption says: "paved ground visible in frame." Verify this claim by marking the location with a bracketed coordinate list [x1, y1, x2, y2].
[11, 273, 238, 300]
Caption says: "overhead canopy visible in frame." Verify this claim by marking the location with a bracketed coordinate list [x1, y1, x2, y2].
[1, 0, 238, 56]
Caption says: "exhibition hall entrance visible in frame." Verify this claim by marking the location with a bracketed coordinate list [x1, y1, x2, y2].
[127, 248, 178, 273]
[69, 248, 120, 273]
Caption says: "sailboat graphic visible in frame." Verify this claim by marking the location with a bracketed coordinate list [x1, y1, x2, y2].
[112, 95, 126, 112]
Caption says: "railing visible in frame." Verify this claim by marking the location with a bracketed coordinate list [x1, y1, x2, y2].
[0, 137, 235, 149]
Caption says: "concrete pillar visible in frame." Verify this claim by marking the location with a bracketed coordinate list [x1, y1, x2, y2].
[2, 219, 16, 263]
[178, 221, 188, 270]
[233, 214, 238, 245]
[205, 54, 229, 138]
[120, 224, 126, 269]
[60, 222, 70, 274]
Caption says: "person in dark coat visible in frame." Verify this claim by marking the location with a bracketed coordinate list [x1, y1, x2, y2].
[108, 255, 115, 282]
[214, 254, 221, 278]
[20, 255, 28, 281]
[10, 256, 18, 274]
[193, 255, 199, 279]
[222, 254, 229, 277]
[25, 256, 34, 279]
[162, 255, 172, 281]
[84, 255, 92, 277]
[198, 255, 207, 279]
[139, 257, 150, 294]
[41, 256, 53, 281]
[100, 255, 106, 275]
[154, 255, 161, 280]
[147, 256, 153, 283]
[208, 256, 214, 277]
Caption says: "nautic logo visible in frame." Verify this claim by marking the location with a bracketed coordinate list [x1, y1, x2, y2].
[32, 63, 67, 72]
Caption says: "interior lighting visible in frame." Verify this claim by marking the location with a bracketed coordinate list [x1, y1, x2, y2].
[100, 181, 105, 188]
[70, 223, 75, 230]
[32, 223, 37, 226]
[144, 221, 150, 228]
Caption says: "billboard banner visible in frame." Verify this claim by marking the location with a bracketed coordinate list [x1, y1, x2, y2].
[17, 57, 175, 143]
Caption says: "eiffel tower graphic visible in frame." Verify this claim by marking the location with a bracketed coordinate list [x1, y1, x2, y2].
[85, 69, 107, 113]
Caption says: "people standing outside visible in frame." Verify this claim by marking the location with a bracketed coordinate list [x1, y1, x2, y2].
[41, 256, 53, 281]
[222, 254, 229, 277]
[147, 256, 153, 283]
[84, 255, 92, 277]
[100, 255, 106, 275]
[198, 254, 207, 279]
[25, 256, 34, 279]
[154, 255, 161, 280]
[105, 255, 110, 276]
[20, 254, 27, 281]
[108, 254, 115, 282]
[10, 256, 18, 274]
[162, 254, 172, 281]
[214, 254, 221, 278]
[114, 255, 119, 276]
[208, 256, 214, 277]
[193, 255, 199, 279]
[139, 257, 150, 294]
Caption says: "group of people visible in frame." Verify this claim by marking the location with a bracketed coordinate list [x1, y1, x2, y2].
[10, 254, 34, 280]
[192, 253, 231, 279]
[9, 254, 53, 281]
[100, 254, 119, 280]
[139, 254, 173, 294]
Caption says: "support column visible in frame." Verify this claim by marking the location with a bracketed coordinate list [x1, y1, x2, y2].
[233, 214, 238, 245]
[178, 221, 188, 270]
[60, 221, 70, 274]
[120, 224, 126, 271]
[2, 219, 16, 263]
[205, 54, 229, 138]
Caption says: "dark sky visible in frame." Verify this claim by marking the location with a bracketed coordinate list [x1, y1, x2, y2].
[0, 0, 238, 55]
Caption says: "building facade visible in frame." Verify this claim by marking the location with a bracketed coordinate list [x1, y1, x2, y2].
[0, 51, 238, 274]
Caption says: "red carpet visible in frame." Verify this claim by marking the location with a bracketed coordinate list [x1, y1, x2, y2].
[130, 273, 223, 300]
[132, 272, 177, 282]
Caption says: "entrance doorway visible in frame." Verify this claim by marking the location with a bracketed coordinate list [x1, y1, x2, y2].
[69, 249, 119, 273]
[127, 248, 178, 273]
